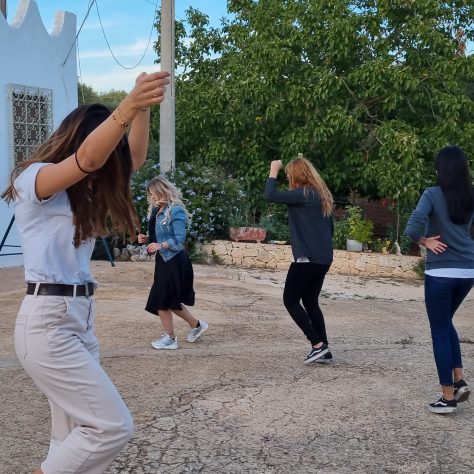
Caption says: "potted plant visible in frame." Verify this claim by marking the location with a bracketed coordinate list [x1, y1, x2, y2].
[345, 205, 373, 252]
[258, 213, 289, 244]
[228, 210, 267, 243]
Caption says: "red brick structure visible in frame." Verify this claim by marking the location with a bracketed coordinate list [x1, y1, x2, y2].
[335, 196, 398, 237]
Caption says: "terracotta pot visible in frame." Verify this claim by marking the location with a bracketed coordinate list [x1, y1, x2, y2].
[229, 226, 267, 243]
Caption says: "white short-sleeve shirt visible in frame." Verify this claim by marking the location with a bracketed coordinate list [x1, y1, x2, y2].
[14, 162, 96, 284]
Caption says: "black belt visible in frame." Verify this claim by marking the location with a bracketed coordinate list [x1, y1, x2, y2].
[26, 282, 95, 297]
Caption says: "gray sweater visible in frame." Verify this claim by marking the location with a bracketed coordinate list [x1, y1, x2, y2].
[405, 186, 474, 270]
[264, 178, 333, 265]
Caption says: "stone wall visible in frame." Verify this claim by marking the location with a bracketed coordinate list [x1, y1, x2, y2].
[201, 240, 423, 279]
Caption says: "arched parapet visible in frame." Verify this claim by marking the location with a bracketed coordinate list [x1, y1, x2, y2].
[0, 0, 77, 268]
[0, 0, 76, 59]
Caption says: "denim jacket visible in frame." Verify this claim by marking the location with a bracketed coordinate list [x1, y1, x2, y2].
[148, 204, 187, 262]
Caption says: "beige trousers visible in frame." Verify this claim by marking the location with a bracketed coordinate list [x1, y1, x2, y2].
[14, 294, 133, 474]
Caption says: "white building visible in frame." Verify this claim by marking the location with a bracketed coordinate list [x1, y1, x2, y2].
[0, 0, 77, 268]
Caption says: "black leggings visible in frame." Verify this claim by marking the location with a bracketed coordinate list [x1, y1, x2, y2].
[283, 262, 330, 346]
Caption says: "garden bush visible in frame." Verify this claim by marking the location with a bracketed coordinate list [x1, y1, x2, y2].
[131, 156, 244, 244]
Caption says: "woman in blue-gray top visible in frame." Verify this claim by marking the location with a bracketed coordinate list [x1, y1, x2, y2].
[138, 176, 208, 350]
[264, 156, 334, 364]
[405, 145, 474, 414]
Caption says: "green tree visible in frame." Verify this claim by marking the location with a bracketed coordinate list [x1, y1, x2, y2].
[77, 83, 127, 109]
[98, 89, 127, 109]
[77, 83, 100, 105]
[153, 0, 474, 210]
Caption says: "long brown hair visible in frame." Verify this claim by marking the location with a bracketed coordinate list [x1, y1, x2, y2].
[285, 156, 334, 217]
[1, 104, 139, 246]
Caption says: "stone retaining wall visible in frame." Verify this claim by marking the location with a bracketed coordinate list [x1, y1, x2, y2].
[201, 240, 423, 279]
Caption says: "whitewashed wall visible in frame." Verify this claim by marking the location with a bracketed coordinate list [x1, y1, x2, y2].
[0, 0, 77, 268]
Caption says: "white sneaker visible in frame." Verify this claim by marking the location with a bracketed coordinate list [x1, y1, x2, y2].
[186, 320, 209, 342]
[151, 334, 178, 350]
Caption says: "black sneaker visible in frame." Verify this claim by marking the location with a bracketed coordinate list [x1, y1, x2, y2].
[312, 351, 333, 363]
[304, 343, 329, 364]
[454, 380, 470, 403]
[428, 397, 457, 414]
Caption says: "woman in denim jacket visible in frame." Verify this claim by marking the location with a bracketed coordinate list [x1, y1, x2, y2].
[138, 176, 208, 349]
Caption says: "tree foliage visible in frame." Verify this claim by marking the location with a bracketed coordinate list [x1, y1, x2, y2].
[130, 144, 244, 242]
[153, 0, 474, 209]
[78, 83, 127, 109]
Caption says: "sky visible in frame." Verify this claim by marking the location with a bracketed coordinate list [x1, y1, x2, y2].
[7, 0, 230, 92]
[6, 1, 473, 93]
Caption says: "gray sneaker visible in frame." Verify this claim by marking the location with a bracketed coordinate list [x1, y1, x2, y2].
[311, 351, 333, 363]
[186, 320, 209, 342]
[304, 343, 329, 364]
[151, 334, 178, 350]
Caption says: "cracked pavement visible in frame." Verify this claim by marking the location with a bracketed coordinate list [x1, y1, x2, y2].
[1, 262, 473, 473]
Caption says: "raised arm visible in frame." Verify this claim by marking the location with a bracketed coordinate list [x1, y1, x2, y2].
[128, 73, 155, 172]
[264, 160, 308, 204]
[34, 71, 170, 199]
[128, 108, 151, 172]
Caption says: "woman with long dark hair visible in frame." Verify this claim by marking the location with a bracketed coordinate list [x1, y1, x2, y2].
[2, 71, 170, 473]
[405, 145, 474, 414]
[264, 156, 334, 364]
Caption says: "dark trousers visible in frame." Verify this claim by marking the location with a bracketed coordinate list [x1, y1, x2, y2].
[424, 275, 473, 386]
[283, 262, 330, 346]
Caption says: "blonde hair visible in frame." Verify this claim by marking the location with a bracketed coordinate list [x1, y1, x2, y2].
[285, 156, 334, 217]
[147, 176, 190, 221]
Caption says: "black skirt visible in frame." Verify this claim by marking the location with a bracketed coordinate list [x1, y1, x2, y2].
[145, 250, 195, 314]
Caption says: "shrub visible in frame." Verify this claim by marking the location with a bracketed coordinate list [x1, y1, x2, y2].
[166, 161, 243, 242]
[131, 157, 244, 244]
[130, 149, 161, 233]
[387, 224, 416, 255]
[413, 258, 425, 278]
[368, 237, 391, 253]
[259, 207, 290, 242]
[346, 205, 373, 243]
[332, 218, 348, 249]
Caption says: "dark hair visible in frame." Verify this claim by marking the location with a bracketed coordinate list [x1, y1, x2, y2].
[2, 103, 138, 246]
[434, 145, 474, 224]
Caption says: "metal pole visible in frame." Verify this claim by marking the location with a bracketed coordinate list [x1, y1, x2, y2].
[159, 0, 175, 174]
[0, 215, 20, 257]
[100, 237, 115, 267]
[1, 0, 7, 18]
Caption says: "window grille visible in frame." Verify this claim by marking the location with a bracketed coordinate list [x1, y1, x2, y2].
[9, 84, 53, 164]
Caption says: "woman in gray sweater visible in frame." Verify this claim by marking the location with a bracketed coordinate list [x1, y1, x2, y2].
[264, 157, 334, 364]
[405, 145, 474, 414]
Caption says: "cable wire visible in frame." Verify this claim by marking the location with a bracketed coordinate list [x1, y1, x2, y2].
[63, 0, 96, 66]
[77, 38, 86, 104]
[94, 0, 159, 70]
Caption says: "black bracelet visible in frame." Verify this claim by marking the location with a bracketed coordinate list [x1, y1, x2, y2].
[75, 151, 93, 174]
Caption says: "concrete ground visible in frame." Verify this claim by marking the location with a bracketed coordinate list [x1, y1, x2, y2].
[0, 261, 473, 474]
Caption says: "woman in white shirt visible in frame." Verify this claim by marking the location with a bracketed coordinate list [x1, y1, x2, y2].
[1, 71, 169, 474]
